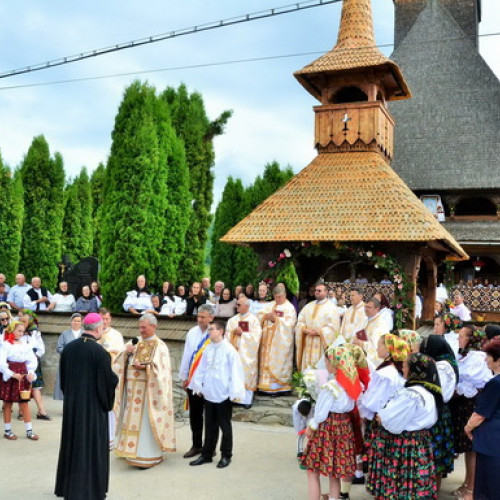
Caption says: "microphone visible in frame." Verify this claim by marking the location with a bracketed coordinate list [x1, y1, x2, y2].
[132, 338, 139, 346]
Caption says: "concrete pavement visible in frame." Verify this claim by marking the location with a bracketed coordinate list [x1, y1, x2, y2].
[1, 398, 465, 499]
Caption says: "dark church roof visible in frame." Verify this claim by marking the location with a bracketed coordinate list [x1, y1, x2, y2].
[389, 0, 500, 191]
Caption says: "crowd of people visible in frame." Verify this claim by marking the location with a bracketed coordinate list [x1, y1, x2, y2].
[1, 269, 500, 500]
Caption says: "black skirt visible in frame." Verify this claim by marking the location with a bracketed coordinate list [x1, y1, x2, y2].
[474, 453, 500, 500]
[449, 394, 476, 453]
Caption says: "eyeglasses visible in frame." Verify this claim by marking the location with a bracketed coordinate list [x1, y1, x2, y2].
[236, 303, 242, 306]
[0, 318, 8, 321]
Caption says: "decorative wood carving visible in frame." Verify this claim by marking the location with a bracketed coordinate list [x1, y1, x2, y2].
[314, 101, 394, 160]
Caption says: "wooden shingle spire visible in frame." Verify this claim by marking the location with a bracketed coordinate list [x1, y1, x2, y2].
[294, 0, 411, 103]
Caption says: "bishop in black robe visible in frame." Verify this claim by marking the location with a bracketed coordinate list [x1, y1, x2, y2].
[55, 332, 118, 500]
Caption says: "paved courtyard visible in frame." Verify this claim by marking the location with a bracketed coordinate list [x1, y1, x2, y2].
[1, 398, 465, 499]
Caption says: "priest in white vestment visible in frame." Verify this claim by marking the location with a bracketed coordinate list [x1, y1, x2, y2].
[340, 288, 367, 342]
[226, 296, 262, 406]
[352, 297, 389, 366]
[98, 308, 125, 448]
[295, 283, 340, 371]
[258, 284, 297, 394]
[114, 313, 175, 468]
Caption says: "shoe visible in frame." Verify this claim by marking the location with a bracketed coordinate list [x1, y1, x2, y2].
[4, 430, 17, 440]
[183, 447, 202, 459]
[36, 413, 51, 421]
[244, 404, 252, 409]
[216, 456, 231, 468]
[452, 485, 468, 497]
[26, 430, 39, 441]
[339, 494, 350, 500]
[189, 455, 213, 466]
[17, 413, 23, 421]
[352, 475, 365, 485]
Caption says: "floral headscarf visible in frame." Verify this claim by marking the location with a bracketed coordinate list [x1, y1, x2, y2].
[420, 334, 459, 382]
[384, 334, 410, 362]
[326, 344, 367, 400]
[439, 313, 462, 333]
[3, 320, 23, 344]
[398, 329, 421, 350]
[19, 309, 38, 332]
[405, 352, 443, 418]
[460, 326, 487, 357]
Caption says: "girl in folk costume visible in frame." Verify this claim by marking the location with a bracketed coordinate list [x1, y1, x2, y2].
[448, 326, 491, 500]
[301, 344, 367, 500]
[434, 312, 462, 358]
[397, 329, 421, 353]
[371, 353, 441, 500]
[0, 321, 39, 440]
[363, 334, 408, 497]
[18, 309, 51, 420]
[419, 335, 459, 491]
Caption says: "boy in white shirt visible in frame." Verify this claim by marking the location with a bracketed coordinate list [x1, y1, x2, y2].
[189, 321, 245, 468]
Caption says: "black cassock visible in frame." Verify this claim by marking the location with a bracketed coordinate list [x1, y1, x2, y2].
[55, 333, 118, 500]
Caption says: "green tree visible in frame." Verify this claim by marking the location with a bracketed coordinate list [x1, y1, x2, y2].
[210, 177, 245, 288]
[90, 163, 106, 257]
[161, 84, 232, 284]
[233, 162, 295, 286]
[153, 95, 190, 283]
[19, 136, 65, 289]
[99, 81, 169, 311]
[62, 168, 93, 263]
[0, 154, 24, 282]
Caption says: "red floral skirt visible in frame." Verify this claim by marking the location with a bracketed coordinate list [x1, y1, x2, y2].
[301, 412, 355, 478]
[0, 361, 31, 402]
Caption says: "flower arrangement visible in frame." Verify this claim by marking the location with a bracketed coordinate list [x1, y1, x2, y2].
[260, 242, 414, 328]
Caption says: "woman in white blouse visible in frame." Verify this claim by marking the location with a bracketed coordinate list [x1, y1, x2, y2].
[51, 281, 76, 312]
[363, 334, 408, 496]
[301, 344, 366, 500]
[0, 320, 39, 440]
[448, 325, 491, 499]
[371, 353, 441, 500]
[419, 335, 459, 492]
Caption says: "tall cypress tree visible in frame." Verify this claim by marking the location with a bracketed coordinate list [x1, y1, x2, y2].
[232, 162, 295, 286]
[210, 177, 245, 288]
[19, 136, 65, 289]
[100, 81, 169, 311]
[62, 168, 93, 263]
[161, 84, 231, 284]
[90, 163, 106, 257]
[153, 95, 190, 284]
[0, 154, 24, 282]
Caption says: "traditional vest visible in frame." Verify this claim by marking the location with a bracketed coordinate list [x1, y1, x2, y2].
[26, 287, 49, 312]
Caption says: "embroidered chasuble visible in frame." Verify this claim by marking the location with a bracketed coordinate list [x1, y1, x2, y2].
[364, 314, 388, 365]
[295, 300, 340, 371]
[258, 300, 297, 393]
[114, 336, 175, 468]
[340, 302, 367, 342]
[226, 312, 262, 392]
[98, 327, 125, 447]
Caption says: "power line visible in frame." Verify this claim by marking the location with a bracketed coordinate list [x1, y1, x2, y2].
[0, 0, 342, 80]
[1, 31, 499, 92]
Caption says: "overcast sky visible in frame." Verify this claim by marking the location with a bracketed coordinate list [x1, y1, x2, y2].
[0, 0, 498, 206]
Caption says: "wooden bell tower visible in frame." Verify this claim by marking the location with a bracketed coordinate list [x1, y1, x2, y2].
[294, 0, 411, 163]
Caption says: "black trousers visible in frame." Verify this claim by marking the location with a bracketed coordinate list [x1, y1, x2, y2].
[187, 389, 205, 449]
[202, 399, 233, 459]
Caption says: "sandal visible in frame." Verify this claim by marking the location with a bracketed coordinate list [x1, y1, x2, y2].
[26, 430, 39, 441]
[452, 484, 468, 497]
[4, 430, 17, 440]
[458, 489, 473, 500]
[36, 412, 51, 421]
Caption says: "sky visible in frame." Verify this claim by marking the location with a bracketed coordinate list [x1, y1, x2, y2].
[0, 0, 498, 206]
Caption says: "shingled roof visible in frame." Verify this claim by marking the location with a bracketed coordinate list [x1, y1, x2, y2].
[390, 0, 500, 190]
[221, 152, 467, 258]
[294, 0, 410, 101]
